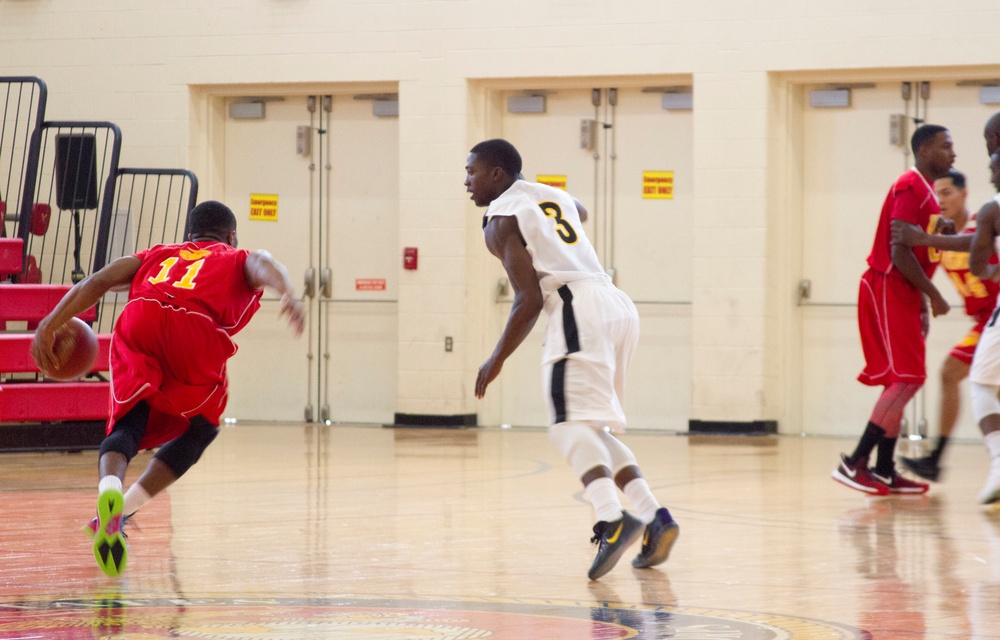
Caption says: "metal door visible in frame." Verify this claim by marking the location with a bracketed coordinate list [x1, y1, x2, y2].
[489, 86, 692, 431]
[222, 94, 398, 424]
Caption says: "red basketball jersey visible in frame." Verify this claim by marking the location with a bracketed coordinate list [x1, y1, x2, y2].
[127, 241, 262, 335]
[108, 241, 263, 448]
[941, 217, 1000, 318]
[866, 168, 941, 279]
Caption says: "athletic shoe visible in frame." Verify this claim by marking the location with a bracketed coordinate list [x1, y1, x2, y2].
[588, 511, 644, 581]
[84, 517, 99, 538]
[83, 514, 132, 539]
[831, 454, 890, 496]
[93, 488, 128, 577]
[900, 455, 942, 482]
[632, 508, 680, 569]
[978, 462, 1000, 505]
[870, 470, 930, 495]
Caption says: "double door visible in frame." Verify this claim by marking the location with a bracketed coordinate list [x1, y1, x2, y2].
[221, 94, 399, 424]
[487, 86, 693, 430]
[796, 80, 999, 437]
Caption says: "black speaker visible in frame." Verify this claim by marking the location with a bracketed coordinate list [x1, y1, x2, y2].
[55, 133, 99, 210]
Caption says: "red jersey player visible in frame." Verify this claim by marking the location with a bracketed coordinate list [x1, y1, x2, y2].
[32, 200, 305, 577]
[895, 170, 1000, 482]
[832, 124, 956, 496]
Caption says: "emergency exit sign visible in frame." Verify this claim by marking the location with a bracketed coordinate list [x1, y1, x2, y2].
[642, 171, 673, 199]
[249, 194, 278, 221]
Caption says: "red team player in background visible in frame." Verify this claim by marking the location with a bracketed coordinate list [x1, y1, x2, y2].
[832, 124, 957, 496]
[31, 200, 305, 577]
[895, 169, 1000, 482]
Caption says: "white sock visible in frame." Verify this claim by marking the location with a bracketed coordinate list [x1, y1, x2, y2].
[586, 477, 623, 522]
[986, 431, 1000, 458]
[986, 432, 1000, 469]
[123, 483, 153, 516]
[623, 478, 661, 523]
[98, 475, 122, 495]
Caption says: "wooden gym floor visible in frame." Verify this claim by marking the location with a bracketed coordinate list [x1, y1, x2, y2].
[2, 423, 1000, 639]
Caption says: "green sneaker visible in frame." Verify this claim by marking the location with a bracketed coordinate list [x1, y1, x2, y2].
[587, 511, 643, 581]
[632, 508, 679, 569]
[93, 488, 128, 577]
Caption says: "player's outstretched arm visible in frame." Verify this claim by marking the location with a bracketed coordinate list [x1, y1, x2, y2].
[970, 201, 1000, 282]
[476, 216, 544, 399]
[889, 223, 949, 318]
[891, 220, 971, 251]
[244, 249, 305, 335]
[31, 256, 140, 372]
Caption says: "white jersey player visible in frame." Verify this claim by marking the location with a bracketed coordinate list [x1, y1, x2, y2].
[968, 152, 1000, 504]
[465, 138, 678, 580]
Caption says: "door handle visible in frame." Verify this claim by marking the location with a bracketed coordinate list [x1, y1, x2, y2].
[320, 267, 332, 298]
[304, 267, 316, 299]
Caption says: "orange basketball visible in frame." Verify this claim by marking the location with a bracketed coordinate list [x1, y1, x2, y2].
[46, 317, 99, 381]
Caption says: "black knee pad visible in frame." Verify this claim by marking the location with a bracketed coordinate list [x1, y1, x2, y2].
[153, 416, 219, 478]
[99, 401, 150, 461]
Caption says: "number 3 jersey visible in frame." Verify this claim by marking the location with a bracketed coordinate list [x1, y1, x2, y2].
[109, 241, 264, 448]
[483, 180, 610, 294]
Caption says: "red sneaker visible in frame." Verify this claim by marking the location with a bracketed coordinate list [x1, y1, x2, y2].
[871, 470, 929, 495]
[832, 454, 890, 496]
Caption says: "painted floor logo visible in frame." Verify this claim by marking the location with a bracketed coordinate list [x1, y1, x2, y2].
[0, 595, 865, 639]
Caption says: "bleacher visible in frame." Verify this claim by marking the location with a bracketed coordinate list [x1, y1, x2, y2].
[0, 76, 199, 451]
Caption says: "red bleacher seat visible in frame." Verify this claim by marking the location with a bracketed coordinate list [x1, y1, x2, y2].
[0, 382, 110, 421]
[0, 238, 23, 276]
[0, 333, 111, 373]
[0, 285, 96, 323]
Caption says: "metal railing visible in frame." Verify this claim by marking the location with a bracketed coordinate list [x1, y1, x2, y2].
[94, 168, 198, 332]
[0, 77, 47, 242]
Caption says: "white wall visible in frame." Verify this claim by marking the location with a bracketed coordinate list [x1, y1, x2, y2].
[5, 0, 1000, 433]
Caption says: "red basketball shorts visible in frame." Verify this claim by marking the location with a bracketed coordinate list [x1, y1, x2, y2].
[857, 269, 926, 387]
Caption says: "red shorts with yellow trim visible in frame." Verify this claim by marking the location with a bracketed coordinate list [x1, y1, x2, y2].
[857, 268, 926, 387]
[949, 309, 992, 365]
[108, 299, 235, 449]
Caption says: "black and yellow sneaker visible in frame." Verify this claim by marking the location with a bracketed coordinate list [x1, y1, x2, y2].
[587, 511, 643, 581]
[632, 507, 679, 569]
[93, 488, 128, 577]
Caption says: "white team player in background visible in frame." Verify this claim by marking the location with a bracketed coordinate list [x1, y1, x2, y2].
[464, 138, 678, 580]
[967, 150, 1000, 505]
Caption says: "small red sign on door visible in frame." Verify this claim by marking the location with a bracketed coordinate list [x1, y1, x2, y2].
[356, 278, 386, 291]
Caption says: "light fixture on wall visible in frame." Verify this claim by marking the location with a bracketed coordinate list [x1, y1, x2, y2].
[981, 87, 1000, 105]
[227, 96, 286, 120]
[954, 79, 1000, 104]
[643, 85, 693, 111]
[373, 99, 399, 117]
[353, 93, 400, 118]
[808, 83, 875, 109]
[228, 101, 266, 119]
[809, 89, 850, 108]
[507, 91, 551, 114]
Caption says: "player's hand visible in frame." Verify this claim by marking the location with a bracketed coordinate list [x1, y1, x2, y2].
[891, 222, 925, 246]
[934, 218, 957, 236]
[929, 292, 950, 318]
[278, 293, 306, 336]
[30, 322, 62, 374]
[475, 356, 503, 399]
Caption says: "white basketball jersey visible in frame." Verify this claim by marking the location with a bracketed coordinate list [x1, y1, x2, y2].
[989, 193, 1000, 312]
[484, 181, 609, 293]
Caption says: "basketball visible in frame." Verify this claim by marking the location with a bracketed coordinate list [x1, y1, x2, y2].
[45, 317, 99, 381]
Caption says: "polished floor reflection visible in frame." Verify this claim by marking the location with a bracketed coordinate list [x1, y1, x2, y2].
[2, 424, 1000, 638]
